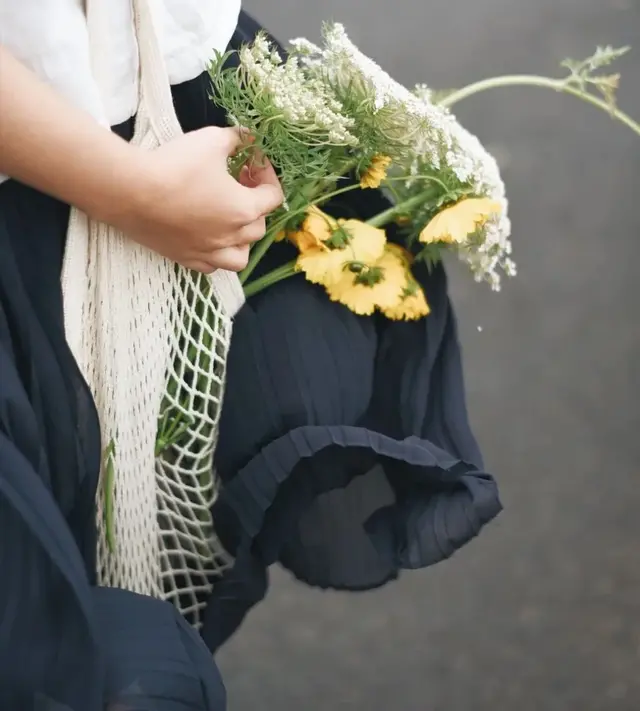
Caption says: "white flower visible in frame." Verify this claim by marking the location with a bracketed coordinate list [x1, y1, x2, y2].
[305, 23, 455, 161]
[414, 80, 514, 288]
[289, 37, 322, 55]
[239, 33, 358, 146]
[445, 121, 513, 288]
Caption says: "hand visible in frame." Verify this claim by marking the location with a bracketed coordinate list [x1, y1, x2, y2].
[117, 127, 283, 272]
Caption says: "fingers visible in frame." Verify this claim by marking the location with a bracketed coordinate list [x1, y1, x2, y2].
[194, 216, 265, 271]
[205, 245, 251, 272]
[237, 216, 267, 244]
[238, 152, 277, 187]
[237, 165, 253, 188]
[248, 157, 284, 215]
[233, 151, 284, 218]
[248, 182, 285, 218]
[212, 126, 247, 158]
[231, 172, 284, 220]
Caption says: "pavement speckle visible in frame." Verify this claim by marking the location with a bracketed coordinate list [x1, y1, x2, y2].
[217, 2, 640, 709]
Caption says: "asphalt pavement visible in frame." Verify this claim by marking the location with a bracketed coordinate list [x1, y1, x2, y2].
[217, 2, 640, 709]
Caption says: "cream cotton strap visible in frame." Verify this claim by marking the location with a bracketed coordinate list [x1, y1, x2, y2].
[61, 0, 241, 627]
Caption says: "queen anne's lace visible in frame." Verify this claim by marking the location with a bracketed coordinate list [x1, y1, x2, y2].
[315, 24, 515, 289]
[232, 23, 516, 289]
[241, 39, 357, 145]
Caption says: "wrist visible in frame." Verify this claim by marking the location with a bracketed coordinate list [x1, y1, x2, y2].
[82, 139, 162, 232]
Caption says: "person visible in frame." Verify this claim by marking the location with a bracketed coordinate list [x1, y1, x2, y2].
[0, 1, 282, 708]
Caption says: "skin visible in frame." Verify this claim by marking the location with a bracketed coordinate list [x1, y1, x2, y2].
[0, 46, 284, 273]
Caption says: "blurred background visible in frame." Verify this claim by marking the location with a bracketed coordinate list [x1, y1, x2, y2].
[218, 1, 640, 709]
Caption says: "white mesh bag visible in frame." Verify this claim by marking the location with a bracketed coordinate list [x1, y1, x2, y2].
[61, 0, 243, 628]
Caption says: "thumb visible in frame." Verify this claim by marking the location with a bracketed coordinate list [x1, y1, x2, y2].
[249, 181, 285, 216]
[213, 125, 253, 157]
[241, 153, 280, 188]
[242, 159, 284, 216]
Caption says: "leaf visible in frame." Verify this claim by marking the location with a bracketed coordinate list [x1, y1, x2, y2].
[561, 46, 629, 80]
[593, 73, 621, 112]
[587, 45, 630, 70]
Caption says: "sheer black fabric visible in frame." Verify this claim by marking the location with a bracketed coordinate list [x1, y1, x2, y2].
[202, 248, 502, 651]
[201, 18, 502, 651]
[0, 46, 237, 711]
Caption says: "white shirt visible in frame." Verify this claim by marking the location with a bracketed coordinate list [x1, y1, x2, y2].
[0, 0, 241, 126]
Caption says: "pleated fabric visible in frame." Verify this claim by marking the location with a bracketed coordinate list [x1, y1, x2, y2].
[0, 64, 232, 709]
[202, 198, 502, 652]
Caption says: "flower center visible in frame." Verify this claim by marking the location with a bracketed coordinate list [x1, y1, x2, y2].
[346, 262, 384, 286]
[325, 225, 352, 249]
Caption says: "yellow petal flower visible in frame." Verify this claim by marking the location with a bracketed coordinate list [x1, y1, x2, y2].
[324, 244, 407, 316]
[302, 205, 339, 241]
[296, 219, 387, 286]
[382, 279, 430, 321]
[289, 228, 325, 252]
[277, 206, 339, 250]
[360, 155, 392, 189]
[385, 242, 413, 266]
[419, 197, 502, 245]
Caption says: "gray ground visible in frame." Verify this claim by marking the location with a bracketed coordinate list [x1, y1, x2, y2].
[217, 1, 640, 709]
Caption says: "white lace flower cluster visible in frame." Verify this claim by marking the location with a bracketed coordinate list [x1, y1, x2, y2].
[291, 24, 454, 166]
[239, 35, 357, 146]
[413, 84, 515, 289]
[437, 113, 515, 289]
[300, 23, 515, 290]
[232, 23, 515, 289]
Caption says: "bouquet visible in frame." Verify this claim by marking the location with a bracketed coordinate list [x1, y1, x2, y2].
[129, 21, 639, 642]
[208, 23, 638, 317]
[191, 21, 640, 650]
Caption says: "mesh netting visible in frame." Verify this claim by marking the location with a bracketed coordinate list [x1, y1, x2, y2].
[62, 0, 244, 630]
[63, 208, 242, 627]
[152, 271, 236, 625]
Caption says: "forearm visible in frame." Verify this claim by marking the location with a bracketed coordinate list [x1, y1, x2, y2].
[0, 46, 147, 223]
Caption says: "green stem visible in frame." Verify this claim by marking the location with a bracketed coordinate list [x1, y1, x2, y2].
[366, 192, 435, 228]
[239, 173, 453, 284]
[238, 182, 365, 284]
[239, 231, 276, 285]
[441, 75, 640, 137]
[243, 261, 297, 297]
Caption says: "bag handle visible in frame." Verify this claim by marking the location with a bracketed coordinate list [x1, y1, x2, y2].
[132, 0, 246, 315]
[131, 0, 184, 143]
[83, 0, 246, 317]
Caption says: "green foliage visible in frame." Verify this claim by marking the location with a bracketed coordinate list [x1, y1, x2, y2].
[561, 45, 630, 110]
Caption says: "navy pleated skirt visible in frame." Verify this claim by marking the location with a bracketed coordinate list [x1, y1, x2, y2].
[200, 164, 503, 648]
[0, 47, 233, 711]
[201, 244, 502, 650]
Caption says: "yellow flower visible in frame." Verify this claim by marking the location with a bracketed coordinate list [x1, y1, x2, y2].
[301, 205, 340, 242]
[419, 197, 502, 245]
[360, 155, 392, 189]
[382, 279, 430, 321]
[324, 244, 408, 316]
[385, 242, 413, 266]
[370, 244, 429, 320]
[275, 206, 339, 249]
[288, 228, 324, 252]
[296, 219, 386, 286]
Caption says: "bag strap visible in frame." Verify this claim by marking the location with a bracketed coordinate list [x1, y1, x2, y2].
[82, 0, 246, 317]
[132, 0, 246, 315]
[131, 0, 184, 143]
